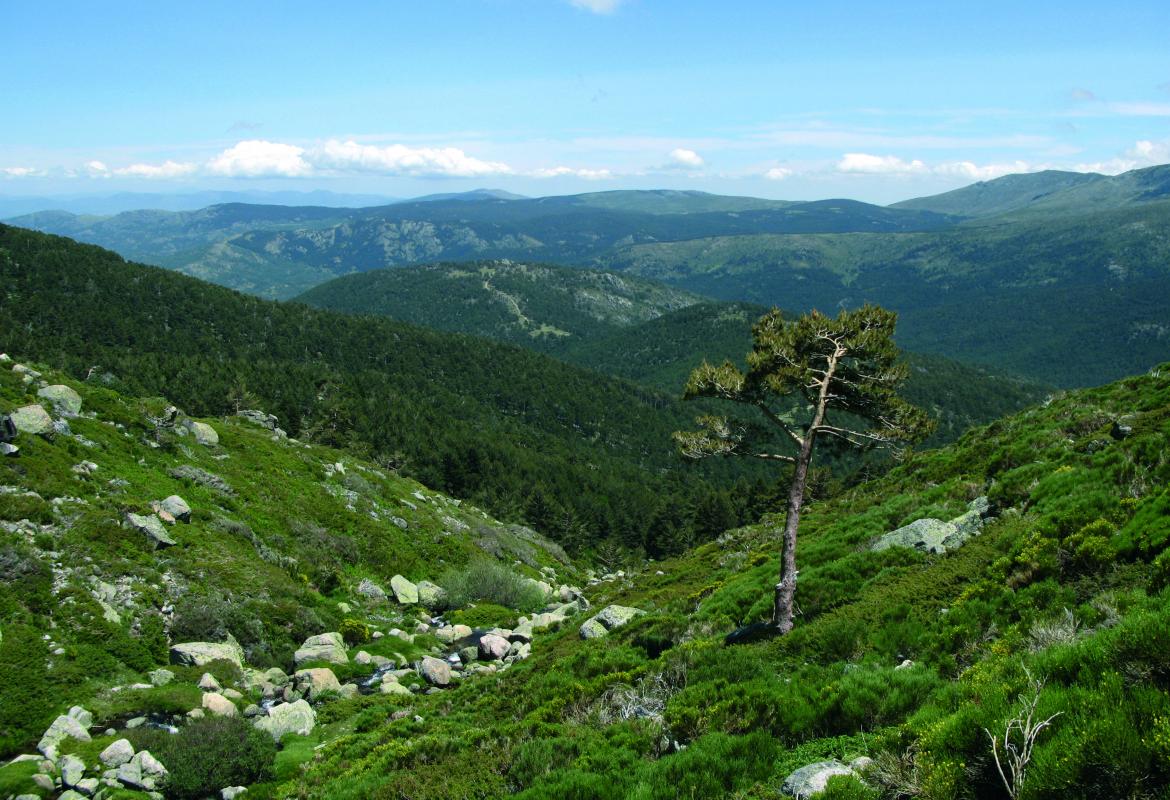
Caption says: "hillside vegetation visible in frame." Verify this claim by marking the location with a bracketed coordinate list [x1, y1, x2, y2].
[299, 267, 1050, 448]
[270, 359, 1170, 799]
[0, 225, 776, 561]
[296, 260, 702, 353]
[7, 194, 956, 299]
[0, 353, 581, 798]
[601, 199, 1170, 386]
[10, 167, 1170, 389]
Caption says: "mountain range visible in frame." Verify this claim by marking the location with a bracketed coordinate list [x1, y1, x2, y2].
[9, 164, 1170, 388]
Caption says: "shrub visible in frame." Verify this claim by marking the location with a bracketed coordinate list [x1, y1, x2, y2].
[129, 715, 275, 800]
[340, 617, 371, 646]
[439, 560, 546, 611]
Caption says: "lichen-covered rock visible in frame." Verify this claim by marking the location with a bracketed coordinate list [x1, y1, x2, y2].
[184, 419, 219, 446]
[381, 679, 413, 696]
[170, 635, 245, 668]
[419, 656, 452, 686]
[580, 605, 645, 638]
[434, 624, 472, 644]
[10, 404, 54, 436]
[356, 578, 387, 602]
[202, 692, 238, 717]
[124, 512, 176, 548]
[872, 497, 992, 554]
[37, 713, 91, 758]
[293, 632, 348, 666]
[37, 385, 83, 416]
[579, 618, 608, 639]
[100, 738, 135, 768]
[416, 580, 447, 609]
[159, 495, 192, 522]
[59, 753, 85, 786]
[390, 574, 418, 604]
[293, 667, 342, 700]
[254, 700, 315, 742]
[781, 760, 856, 799]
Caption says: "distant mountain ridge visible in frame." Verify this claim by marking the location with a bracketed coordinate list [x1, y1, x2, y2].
[893, 163, 1170, 220]
[6, 192, 957, 299]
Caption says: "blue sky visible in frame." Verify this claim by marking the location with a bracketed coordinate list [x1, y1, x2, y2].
[2, 0, 1169, 203]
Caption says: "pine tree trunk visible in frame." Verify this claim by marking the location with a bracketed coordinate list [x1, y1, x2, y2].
[772, 437, 814, 632]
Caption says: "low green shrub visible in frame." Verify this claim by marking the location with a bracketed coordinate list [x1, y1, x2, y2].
[440, 560, 545, 612]
[128, 715, 276, 800]
[339, 617, 371, 646]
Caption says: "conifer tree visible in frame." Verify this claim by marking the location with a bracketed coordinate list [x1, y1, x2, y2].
[675, 305, 934, 632]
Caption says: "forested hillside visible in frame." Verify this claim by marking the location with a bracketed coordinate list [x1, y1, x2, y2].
[299, 266, 1050, 448]
[0, 224, 778, 560]
[296, 260, 702, 353]
[601, 199, 1170, 386]
[7, 194, 956, 299]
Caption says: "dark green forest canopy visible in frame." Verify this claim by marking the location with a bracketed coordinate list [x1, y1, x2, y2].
[0, 224, 776, 557]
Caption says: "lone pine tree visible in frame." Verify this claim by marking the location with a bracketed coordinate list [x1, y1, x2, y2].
[675, 305, 934, 632]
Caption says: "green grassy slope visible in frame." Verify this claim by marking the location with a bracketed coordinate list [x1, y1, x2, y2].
[890, 170, 1104, 218]
[288, 361, 1170, 799]
[0, 355, 572, 764]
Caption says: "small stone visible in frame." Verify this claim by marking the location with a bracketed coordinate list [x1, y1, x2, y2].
[148, 668, 174, 686]
[222, 787, 248, 799]
[198, 672, 222, 691]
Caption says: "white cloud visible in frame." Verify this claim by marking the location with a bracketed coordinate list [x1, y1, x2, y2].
[668, 148, 704, 169]
[206, 140, 312, 177]
[836, 153, 927, 174]
[311, 140, 512, 177]
[86, 160, 110, 175]
[1107, 102, 1170, 117]
[1074, 138, 1170, 174]
[933, 160, 1034, 180]
[569, 0, 623, 13]
[1, 166, 41, 178]
[113, 160, 197, 179]
[530, 165, 614, 179]
[764, 166, 793, 180]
